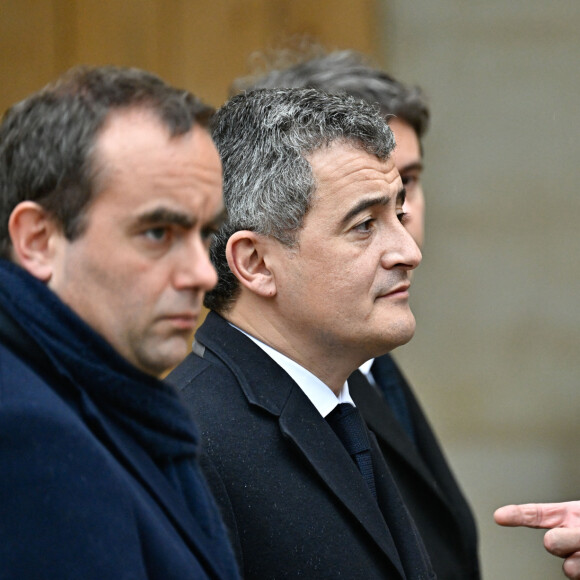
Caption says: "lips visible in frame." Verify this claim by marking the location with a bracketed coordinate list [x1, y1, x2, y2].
[378, 282, 411, 299]
[163, 313, 199, 329]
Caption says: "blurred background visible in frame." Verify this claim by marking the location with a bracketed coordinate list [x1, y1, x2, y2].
[2, 1, 579, 577]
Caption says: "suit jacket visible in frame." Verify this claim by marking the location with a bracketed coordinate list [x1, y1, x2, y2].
[169, 312, 435, 580]
[349, 356, 480, 579]
[0, 303, 238, 580]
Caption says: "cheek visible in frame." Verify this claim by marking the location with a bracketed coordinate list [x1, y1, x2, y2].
[292, 245, 373, 307]
[321, 262, 370, 304]
[88, 262, 155, 324]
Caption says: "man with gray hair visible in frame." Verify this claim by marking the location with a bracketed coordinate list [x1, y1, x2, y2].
[233, 49, 480, 579]
[168, 88, 434, 579]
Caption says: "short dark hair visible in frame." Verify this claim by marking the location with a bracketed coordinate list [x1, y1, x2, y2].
[233, 49, 430, 141]
[205, 87, 395, 313]
[0, 65, 214, 259]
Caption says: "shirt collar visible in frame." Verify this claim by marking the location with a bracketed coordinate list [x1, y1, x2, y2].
[359, 358, 375, 376]
[232, 324, 355, 417]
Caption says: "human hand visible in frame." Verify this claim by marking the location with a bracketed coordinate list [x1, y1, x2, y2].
[494, 502, 580, 579]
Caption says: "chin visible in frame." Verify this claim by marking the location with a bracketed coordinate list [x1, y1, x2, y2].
[138, 337, 190, 378]
[398, 319, 417, 346]
[376, 316, 416, 351]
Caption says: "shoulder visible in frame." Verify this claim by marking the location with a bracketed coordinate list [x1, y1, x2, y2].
[0, 348, 149, 577]
[169, 349, 241, 403]
[0, 350, 133, 496]
[172, 351, 255, 434]
[0, 341, 146, 515]
[0, 342, 83, 436]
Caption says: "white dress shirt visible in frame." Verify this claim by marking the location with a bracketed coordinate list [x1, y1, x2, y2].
[359, 358, 377, 387]
[234, 325, 355, 418]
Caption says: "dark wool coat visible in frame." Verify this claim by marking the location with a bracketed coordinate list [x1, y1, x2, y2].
[169, 311, 435, 580]
[0, 266, 239, 580]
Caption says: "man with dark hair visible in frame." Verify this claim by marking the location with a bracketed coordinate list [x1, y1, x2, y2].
[0, 65, 238, 579]
[232, 49, 481, 579]
[169, 87, 435, 579]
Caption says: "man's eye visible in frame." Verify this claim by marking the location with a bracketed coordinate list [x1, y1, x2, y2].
[354, 218, 374, 233]
[397, 211, 409, 225]
[401, 174, 419, 188]
[144, 227, 168, 242]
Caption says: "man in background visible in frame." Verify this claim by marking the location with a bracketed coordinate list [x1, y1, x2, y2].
[0, 65, 238, 579]
[234, 48, 480, 579]
[169, 87, 434, 579]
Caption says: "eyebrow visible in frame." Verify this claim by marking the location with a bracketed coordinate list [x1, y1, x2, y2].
[135, 208, 196, 229]
[399, 161, 424, 173]
[340, 188, 406, 226]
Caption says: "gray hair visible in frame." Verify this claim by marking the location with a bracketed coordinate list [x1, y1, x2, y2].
[205, 87, 395, 313]
[0, 65, 213, 259]
[233, 49, 429, 140]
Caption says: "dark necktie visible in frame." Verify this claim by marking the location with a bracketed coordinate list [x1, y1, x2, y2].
[326, 403, 376, 498]
[327, 401, 435, 579]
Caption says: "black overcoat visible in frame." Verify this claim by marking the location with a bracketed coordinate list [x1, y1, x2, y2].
[170, 312, 435, 580]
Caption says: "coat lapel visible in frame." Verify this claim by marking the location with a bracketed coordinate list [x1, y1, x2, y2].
[278, 386, 405, 578]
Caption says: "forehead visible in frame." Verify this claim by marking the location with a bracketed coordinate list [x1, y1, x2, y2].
[307, 141, 400, 208]
[95, 108, 211, 177]
[388, 118, 421, 168]
[91, 109, 222, 215]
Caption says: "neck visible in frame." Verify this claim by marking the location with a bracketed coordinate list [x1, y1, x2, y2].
[224, 301, 362, 396]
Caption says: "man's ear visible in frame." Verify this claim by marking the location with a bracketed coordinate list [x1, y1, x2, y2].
[226, 230, 278, 298]
[8, 201, 60, 282]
